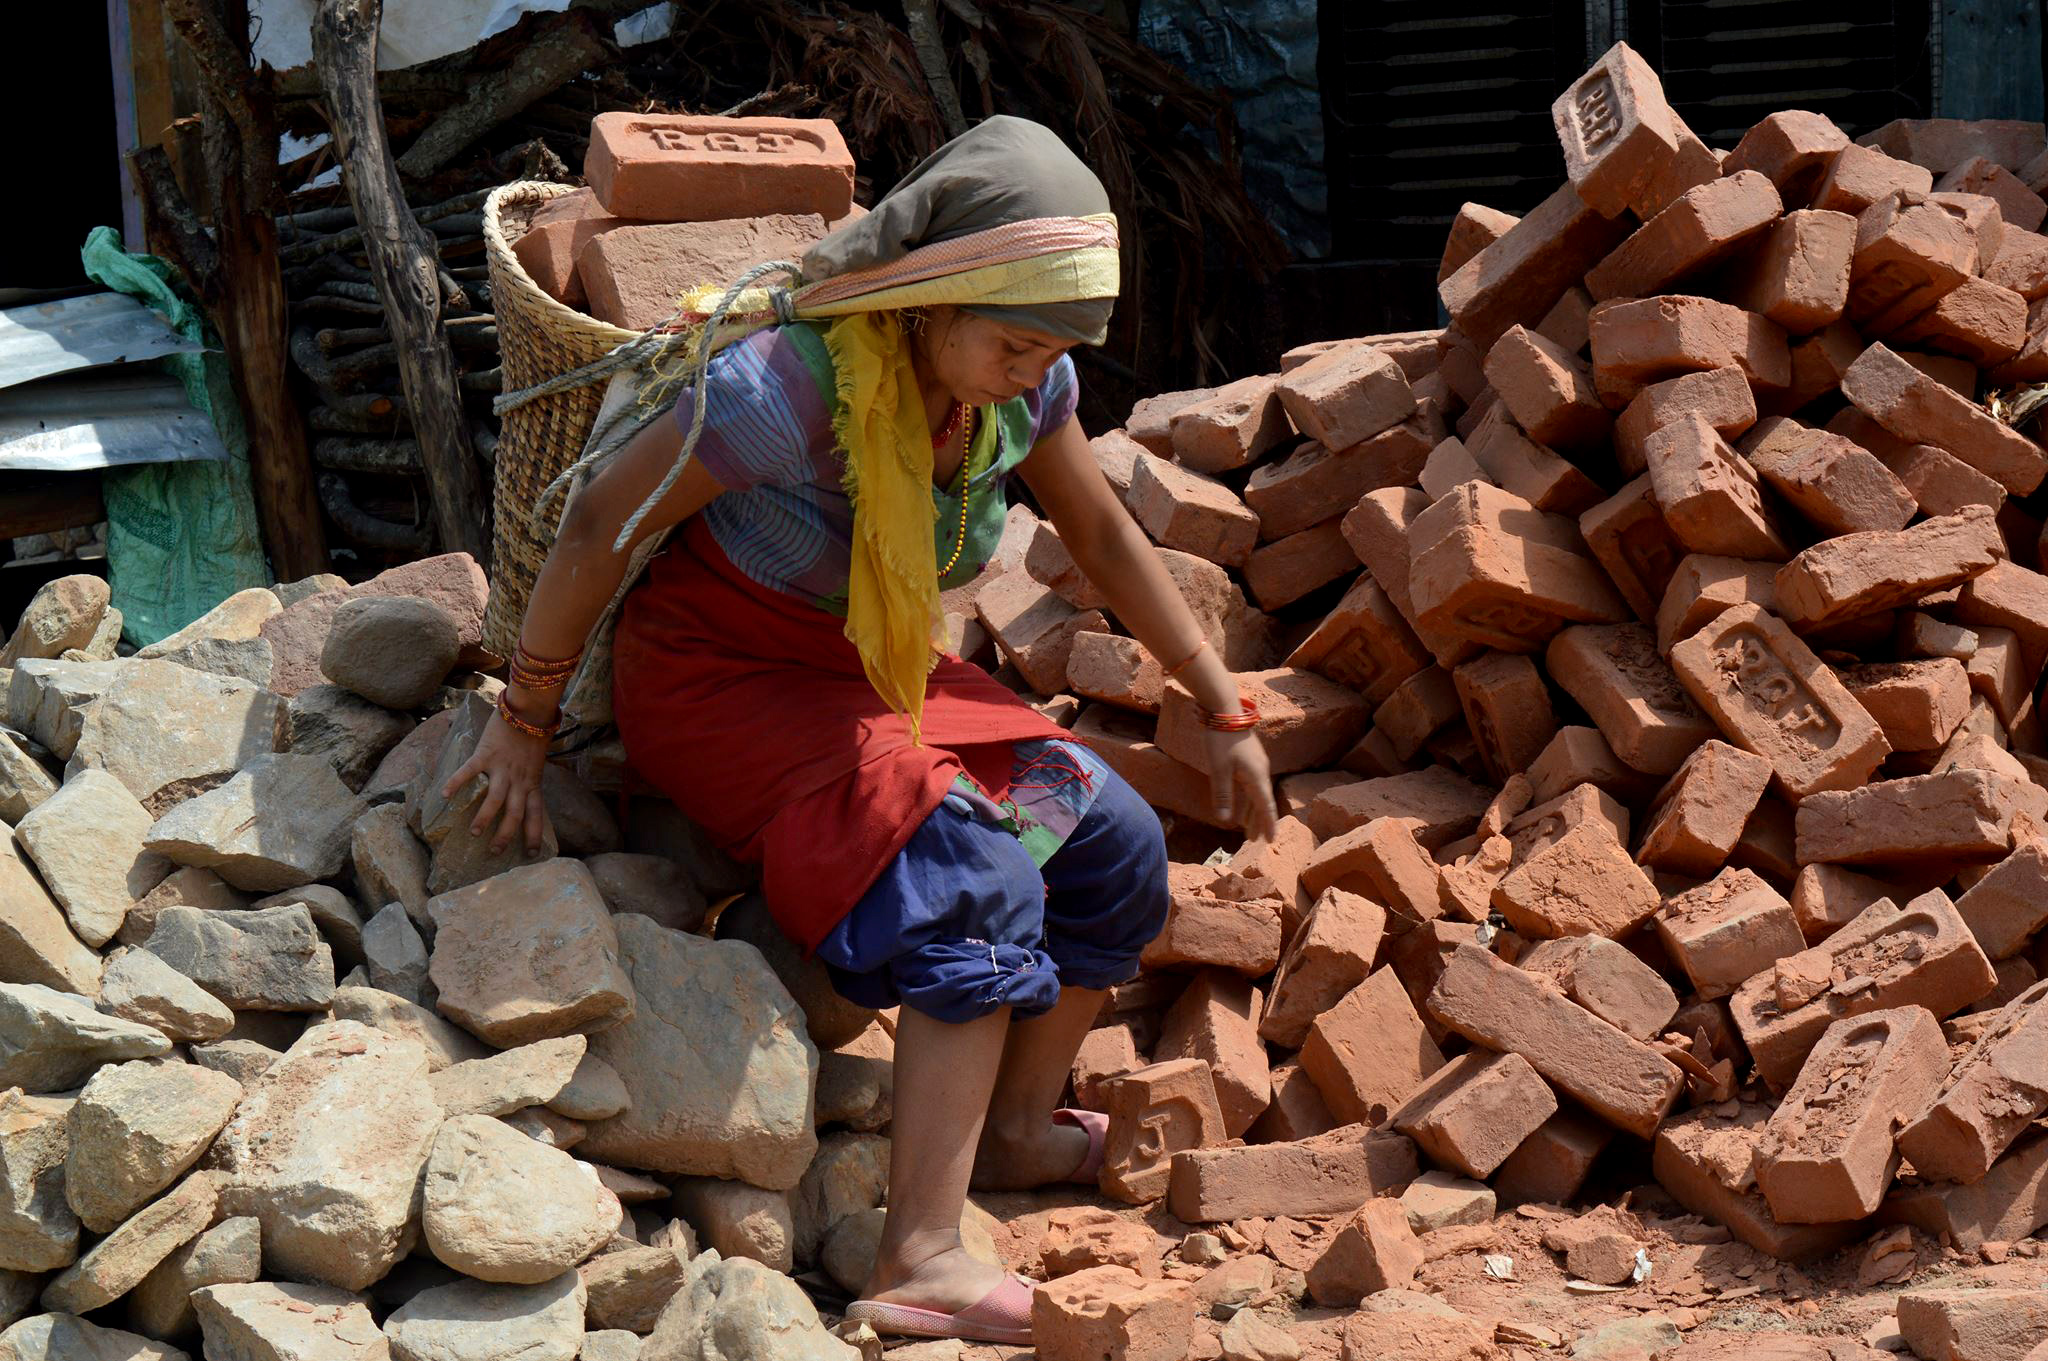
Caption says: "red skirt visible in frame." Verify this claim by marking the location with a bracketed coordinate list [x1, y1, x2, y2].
[612, 517, 1067, 953]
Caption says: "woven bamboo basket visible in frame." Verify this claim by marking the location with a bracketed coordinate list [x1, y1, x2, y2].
[479, 180, 641, 661]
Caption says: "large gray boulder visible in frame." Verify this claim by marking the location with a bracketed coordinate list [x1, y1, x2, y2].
[383, 1271, 586, 1361]
[141, 906, 334, 1013]
[142, 754, 364, 893]
[13, 769, 171, 948]
[321, 596, 461, 712]
[190, 1281, 386, 1360]
[0, 838, 101, 999]
[420, 1115, 618, 1284]
[64, 1058, 242, 1233]
[63, 661, 284, 816]
[0, 985, 170, 1094]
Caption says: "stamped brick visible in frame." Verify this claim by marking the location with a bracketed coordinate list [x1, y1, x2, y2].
[1166, 1123, 1419, 1223]
[1451, 651, 1557, 784]
[587, 113, 854, 221]
[1261, 888, 1385, 1048]
[1157, 668, 1370, 777]
[1738, 417, 1917, 536]
[1408, 484, 1630, 653]
[1033, 1264, 1196, 1361]
[1097, 1058, 1228, 1203]
[1812, 143, 1935, 215]
[1127, 454, 1260, 568]
[1552, 42, 1682, 218]
[1516, 934, 1679, 1040]
[1579, 477, 1684, 621]
[1655, 554, 1780, 656]
[1547, 622, 1720, 775]
[1669, 603, 1890, 800]
[1899, 977, 2048, 1184]
[1284, 575, 1429, 704]
[1427, 943, 1684, 1138]
[1842, 343, 2048, 495]
[1587, 171, 1785, 302]
[1246, 419, 1435, 540]
[1492, 819, 1660, 939]
[1653, 1103, 1861, 1260]
[1729, 889, 1998, 1085]
[1505, 782, 1634, 864]
[1484, 325, 1613, 448]
[1637, 740, 1774, 876]
[1772, 505, 2006, 631]
[1657, 867, 1806, 998]
[1846, 191, 1979, 334]
[1613, 365, 1758, 477]
[1441, 182, 1635, 349]
[1589, 295, 1792, 408]
[1390, 1050, 1558, 1182]
[1154, 970, 1269, 1138]
[1892, 276, 2030, 365]
[1726, 111, 1852, 205]
[1756, 1005, 1951, 1222]
[1274, 346, 1417, 454]
[1838, 658, 1971, 752]
[1645, 414, 1791, 559]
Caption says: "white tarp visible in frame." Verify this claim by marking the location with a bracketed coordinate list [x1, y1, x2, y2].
[250, 0, 669, 72]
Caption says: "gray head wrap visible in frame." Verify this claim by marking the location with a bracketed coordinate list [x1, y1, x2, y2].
[800, 115, 1117, 345]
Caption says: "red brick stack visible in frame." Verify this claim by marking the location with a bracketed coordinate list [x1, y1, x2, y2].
[969, 44, 2048, 1271]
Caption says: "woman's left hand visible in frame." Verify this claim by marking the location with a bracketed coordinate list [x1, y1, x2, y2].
[1202, 727, 1279, 842]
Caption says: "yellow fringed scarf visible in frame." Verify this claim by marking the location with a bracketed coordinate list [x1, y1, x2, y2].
[823, 311, 945, 740]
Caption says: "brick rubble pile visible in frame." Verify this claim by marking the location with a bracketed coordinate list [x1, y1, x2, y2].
[1, 48, 2048, 1361]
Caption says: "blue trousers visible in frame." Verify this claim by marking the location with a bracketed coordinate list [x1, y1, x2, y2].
[813, 764, 1170, 1023]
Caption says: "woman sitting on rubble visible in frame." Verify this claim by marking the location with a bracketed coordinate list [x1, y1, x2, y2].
[449, 116, 1275, 1347]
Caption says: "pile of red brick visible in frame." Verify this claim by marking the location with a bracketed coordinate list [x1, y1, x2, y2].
[510, 112, 862, 328]
[967, 44, 2048, 1288]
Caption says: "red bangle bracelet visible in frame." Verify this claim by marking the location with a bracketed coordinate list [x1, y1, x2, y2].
[1198, 697, 1260, 732]
[497, 691, 561, 740]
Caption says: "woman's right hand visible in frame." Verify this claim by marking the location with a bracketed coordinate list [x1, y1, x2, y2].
[442, 706, 554, 856]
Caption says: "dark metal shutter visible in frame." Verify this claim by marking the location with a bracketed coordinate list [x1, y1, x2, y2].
[1626, 0, 1935, 147]
[1321, 1, 1589, 263]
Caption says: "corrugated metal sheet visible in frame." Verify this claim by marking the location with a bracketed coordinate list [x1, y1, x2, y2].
[0, 369, 228, 473]
[0, 291, 207, 391]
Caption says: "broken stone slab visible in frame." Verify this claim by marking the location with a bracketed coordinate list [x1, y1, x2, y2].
[191, 1281, 388, 1360]
[114, 867, 249, 950]
[6, 659, 124, 761]
[671, 1178, 796, 1273]
[502, 1107, 585, 1151]
[185, 1040, 281, 1088]
[145, 635, 275, 689]
[65, 1058, 243, 1233]
[141, 905, 334, 1013]
[126, 1214, 260, 1342]
[0, 1312, 191, 1360]
[421, 1115, 620, 1284]
[325, 986, 490, 1073]
[579, 913, 818, 1191]
[14, 768, 171, 948]
[210, 1020, 441, 1291]
[362, 902, 432, 1007]
[0, 576, 110, 668]
[142, 754, 365, 894]
[428, 1035, 586, 1117]
[426, 858, 633, 1048]
[0, 836, 101, 999]
[0, 984, 170, 1093]
[285, 684, 414, 792]
[320, 595, 463, 714]
[253, 884, 364, 972]
[97, 948, 234, 1044]
[580, 1328, 642, 1361]
[579, 1242, 687, 1333]
[383, 1270, 586, 1361]
[642, 1253, 858, 1361]
[40, 1168, 221, 1314]
[63, 661, 285, 816]
[0, 732, 58, 824]
[352, 803, 431, 929]
[134, 588, 280, 662]
[0, 1088, 80, 1272]
[548, 1052, 630, 1122]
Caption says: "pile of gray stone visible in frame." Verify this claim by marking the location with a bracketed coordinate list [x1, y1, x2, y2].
[0, 561, 902, 1361]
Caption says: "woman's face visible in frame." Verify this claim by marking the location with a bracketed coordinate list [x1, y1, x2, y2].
[917, 307, 1072, 407]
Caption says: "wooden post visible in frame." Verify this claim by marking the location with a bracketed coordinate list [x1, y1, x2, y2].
[131, 0, 329, 582]
[312, 0, 492, 567]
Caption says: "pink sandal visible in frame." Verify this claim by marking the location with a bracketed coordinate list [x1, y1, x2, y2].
[845, 1272, 1036, 1346]
[1055, 1106, 1108, 1184]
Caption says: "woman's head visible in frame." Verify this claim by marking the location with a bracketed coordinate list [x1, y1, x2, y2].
[906, 305, 1072, 406]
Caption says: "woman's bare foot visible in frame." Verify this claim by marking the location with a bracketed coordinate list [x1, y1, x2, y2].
[969, 1114, 1090, 1191]
[863, 1237, 1012, 1314]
